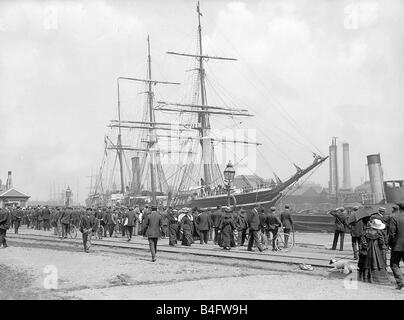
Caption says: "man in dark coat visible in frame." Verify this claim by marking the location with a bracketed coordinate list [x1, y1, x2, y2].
[142, 206, 162, 262]
[329, 207, 347, 251]
[0, 208, 11, 248]
[267, 206, 282, 251]
[60, 207, 72, 239]
[246, 208, 264, 252]
[42, 205, 51, 231]
[180, 210, 194, 246]
[79, 208, 97, 253]
[12, 207, 23, 234]
[235, 209, 248, 246]
[389, 202, 404, 290]
[37, 206, 43, 230]
[258, 208, 268, 249]
[196, 209, 212, 244]
[210, 206, 222, 245]
[349, 206, 364, 260]
[106, 209, 117, 237]
[280, 204, 294, 248]
[167, 208, 179, 246]
[125, 207, 137, 241]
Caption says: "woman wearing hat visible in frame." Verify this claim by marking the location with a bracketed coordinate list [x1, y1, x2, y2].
[180, 210, 194, 246]
[357, 218, 391, 285]
[218, 207, 236, 250]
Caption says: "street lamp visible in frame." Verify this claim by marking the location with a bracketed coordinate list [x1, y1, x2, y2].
[224, 161, 235, 207]
[65, 186, 72, 207]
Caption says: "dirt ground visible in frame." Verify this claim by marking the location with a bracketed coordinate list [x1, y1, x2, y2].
[1, 237, 403, 300]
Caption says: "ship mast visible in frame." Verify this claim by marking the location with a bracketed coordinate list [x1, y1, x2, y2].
[196, 2, 211, 187]
[107, 36, 181, 206]
[164, 1, 248, 192]
[117, 78, 125, 194]
[146, 35, 157, 205]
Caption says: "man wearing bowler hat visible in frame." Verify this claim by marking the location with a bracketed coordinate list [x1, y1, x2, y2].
[142, 205, 162, 262]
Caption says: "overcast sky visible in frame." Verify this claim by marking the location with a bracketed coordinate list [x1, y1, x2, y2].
[1, 0, 403, 203]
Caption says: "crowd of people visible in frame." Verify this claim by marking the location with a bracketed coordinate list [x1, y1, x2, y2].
[0, 203, 294, 255]
[329, 202, 404, 290]
[1, 201, 404, 290]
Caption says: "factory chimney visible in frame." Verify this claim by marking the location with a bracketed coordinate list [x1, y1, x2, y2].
[366, 154, 386, 204]
[5, 171, 12, 190]
[328, 137, 338, 195]
[342, 142, 351, 190]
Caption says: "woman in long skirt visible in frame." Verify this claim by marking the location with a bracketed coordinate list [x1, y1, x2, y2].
[358, 218, 391, 285]
[180, 213, 194, 246]
[218, 209, 236, 250]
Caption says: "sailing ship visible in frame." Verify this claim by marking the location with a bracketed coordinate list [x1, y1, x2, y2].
[87, 1, 328, 210]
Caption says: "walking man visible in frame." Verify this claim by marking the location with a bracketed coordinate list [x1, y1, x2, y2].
[60, 207, 72, 239]
[196, 208, 211, 244]
[79, 208, 97, 253]
[42, 205, 51, 231]
[124, 207, 137, 241]
[280, 205, 294, 248]
[267, 207, 282, 251]
[0, 208, 11, 248]
[329, 207, 347, 251]
[246, 208, 264, 252]
[142, 205, 162, 262]
[211, 206, 222, 245]
[389, 202, 404, 290]
[13, 207, 23, 234]
[236, 209, 248, 246]
[349, 206, 364, 260]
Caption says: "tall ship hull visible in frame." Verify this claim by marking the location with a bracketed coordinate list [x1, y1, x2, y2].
[178, 156, 328, 210]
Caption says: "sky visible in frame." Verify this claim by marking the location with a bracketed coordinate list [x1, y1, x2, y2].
[0, 0, 403, 203]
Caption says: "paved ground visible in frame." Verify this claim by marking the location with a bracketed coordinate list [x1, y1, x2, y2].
[0, 226, 403, 300]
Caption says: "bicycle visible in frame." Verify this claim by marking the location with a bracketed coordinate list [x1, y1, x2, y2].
[68, 223, 78, 239]
[275, 229, 295, 251]
[92, 218, 104, 240]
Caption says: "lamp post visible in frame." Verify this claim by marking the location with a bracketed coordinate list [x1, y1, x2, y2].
[223, 161, 235, 207]
[65, 186, 72, 207]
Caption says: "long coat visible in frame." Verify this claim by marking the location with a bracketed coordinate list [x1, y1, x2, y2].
[196, 212, 211, 231]
[218, 213, 236, 248]
[142, 211, 162, 238]
[0, 210, 11, 230]
[246, 210, 260, 231]
[266, 213, 281, 230]
[280, 210, 294, 230]
[358, 228, 391, 285]
[389, 212, 404, 252]
[79, 215, 97, 233]
[210, 210, 222, 228]
[60, 210, 72, 224]
[180, 215, 194, 246]
[125, 211, 137, 227]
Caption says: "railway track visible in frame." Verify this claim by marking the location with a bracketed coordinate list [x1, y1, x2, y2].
[7, 232, 349, 269]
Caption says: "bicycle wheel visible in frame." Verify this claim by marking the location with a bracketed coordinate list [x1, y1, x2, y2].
[276, 231, 294, 250]
[69, 225, 78, 239]
[97, 226, 104, 240]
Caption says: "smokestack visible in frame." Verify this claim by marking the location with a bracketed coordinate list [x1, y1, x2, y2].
[367, 154, 386, 204]
[342, 142, 351, 190]
[5, 171, 12, 190]
[131, 156, 141, 193]
[328, 137, 338, 195]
